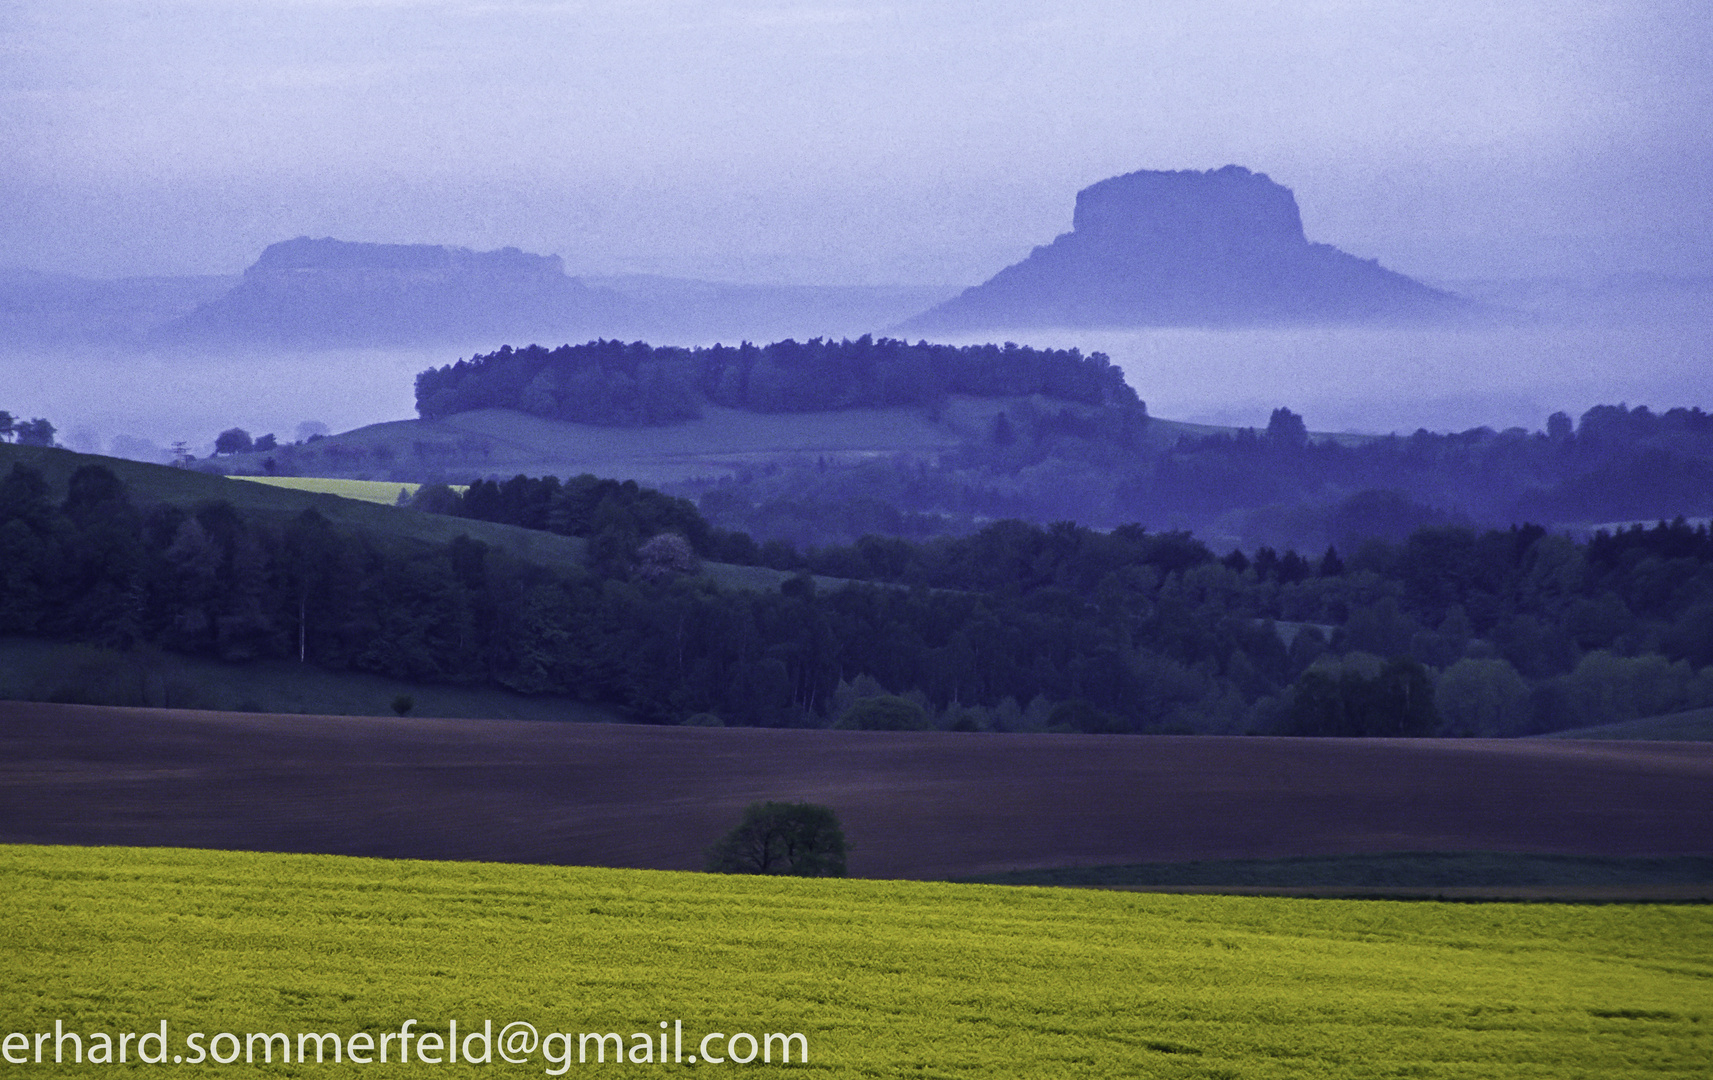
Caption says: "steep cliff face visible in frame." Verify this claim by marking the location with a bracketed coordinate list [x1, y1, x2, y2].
[160, 238, 642, 346]
[247, 237, 567, 277]
[1070, 165, 1308, 252]
[902, 166, 1471, 332]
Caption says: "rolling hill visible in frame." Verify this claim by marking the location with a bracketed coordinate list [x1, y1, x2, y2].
[210, 399, 1318, 488]
[0, 441, 842, 596]
[8, 844, 1710, 1078]
[0, 442, 590, 572]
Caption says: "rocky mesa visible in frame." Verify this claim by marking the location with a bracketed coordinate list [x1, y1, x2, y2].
[156, 237, 643, 347]
[901, 165, 1473, 332]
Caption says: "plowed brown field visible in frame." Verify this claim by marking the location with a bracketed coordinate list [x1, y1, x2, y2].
[2, 701, 1710, 879]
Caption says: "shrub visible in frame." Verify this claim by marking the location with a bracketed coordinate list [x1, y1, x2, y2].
[706, 801, 847, 877]
[835, 695, 930, 731]
[1048, 698, 1127, 734]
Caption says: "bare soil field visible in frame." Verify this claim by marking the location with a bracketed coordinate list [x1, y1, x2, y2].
[2, 701, 1710, 882]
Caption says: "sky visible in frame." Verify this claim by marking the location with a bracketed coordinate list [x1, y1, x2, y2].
[2, 0, 1710, 286]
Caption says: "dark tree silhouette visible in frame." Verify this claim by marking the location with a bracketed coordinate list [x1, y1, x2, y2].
[1266, 406, 1309, 448]
[706, 802, 848, 876]
[15, 418, 55, 447]
[214, 428, 253, 455]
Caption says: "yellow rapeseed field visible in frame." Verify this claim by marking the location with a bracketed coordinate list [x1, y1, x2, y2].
[235, 476, 467, 505]
[1, 845, 1708, 1077]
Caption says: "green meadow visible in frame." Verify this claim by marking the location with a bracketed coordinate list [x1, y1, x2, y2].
[3, 846, 1709, 1077]
[234, 476, 458, 506]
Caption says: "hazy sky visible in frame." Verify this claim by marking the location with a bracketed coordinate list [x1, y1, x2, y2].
[3, 0, 1709, 285]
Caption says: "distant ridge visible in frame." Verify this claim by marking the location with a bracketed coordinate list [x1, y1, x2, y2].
[156, 237, 643, 347]
[900, 165, 1473, 332]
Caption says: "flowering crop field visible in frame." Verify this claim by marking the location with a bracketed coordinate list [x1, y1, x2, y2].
[3, 844, 1709, 1077]
[234, 475, 454, 504]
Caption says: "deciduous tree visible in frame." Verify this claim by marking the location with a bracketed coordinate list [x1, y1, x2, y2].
[705, 801, 847, 876]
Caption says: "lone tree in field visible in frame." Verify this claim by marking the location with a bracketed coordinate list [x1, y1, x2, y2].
[706, 801, 847, 877]
[214, 427, 253, 455]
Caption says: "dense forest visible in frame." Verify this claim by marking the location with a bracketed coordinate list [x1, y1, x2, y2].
[412, 336, 1142, 423]
[8, 455, 1713, 738]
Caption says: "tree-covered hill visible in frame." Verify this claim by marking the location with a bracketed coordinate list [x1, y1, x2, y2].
[412, 336, 1142, 424]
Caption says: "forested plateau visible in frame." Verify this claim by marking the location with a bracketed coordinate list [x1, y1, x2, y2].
[412, 336, 1140, 421]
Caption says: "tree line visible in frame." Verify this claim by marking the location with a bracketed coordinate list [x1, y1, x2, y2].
[1159, 403, 1713, 536]
[666, 401, 1713, 552]
[413, 336, 1142, 424]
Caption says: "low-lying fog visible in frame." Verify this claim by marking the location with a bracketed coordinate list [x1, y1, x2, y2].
[968, 318, 1713, 435]
[5, 314, 1710, 462]
[2, 345, 439, 460]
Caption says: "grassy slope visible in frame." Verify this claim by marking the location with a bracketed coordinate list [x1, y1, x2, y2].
[218, 399, 1369, 485]
[3, 441, 857, 631]
[2, 844, 1709, 1078]
[962, 852, 1713, 896]
[226, 402, 976, 485]
[0, 441, 808, 594]
[1539, 708, 1713, 742]
[0, 442, 589, 572]
[234, 475, 451, 505]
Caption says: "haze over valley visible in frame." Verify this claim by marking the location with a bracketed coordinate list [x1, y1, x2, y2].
[5, 273, 1709, 462]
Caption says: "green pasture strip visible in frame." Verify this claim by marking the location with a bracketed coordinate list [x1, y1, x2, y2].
[961, 853, 1713, 891]
[233, 474, 417, 504]
[3, 845, 1710, 1078]
[1539, 709, 1713, 741]
[235, 476, 469, 505]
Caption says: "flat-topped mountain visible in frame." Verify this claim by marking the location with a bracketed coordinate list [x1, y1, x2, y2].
[157, 237, 643, 346]
[901, 165, 1472, 332]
